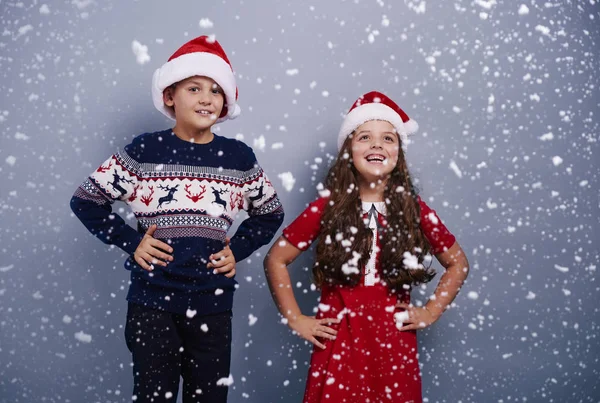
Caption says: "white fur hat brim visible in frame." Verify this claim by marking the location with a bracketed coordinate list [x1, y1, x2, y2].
[337, 103, 418, 150]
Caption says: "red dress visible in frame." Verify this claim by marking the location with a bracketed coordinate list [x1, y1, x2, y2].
[282, 197, 456, 403]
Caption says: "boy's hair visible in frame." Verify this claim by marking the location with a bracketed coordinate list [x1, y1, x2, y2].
[313, 134, 435, 292]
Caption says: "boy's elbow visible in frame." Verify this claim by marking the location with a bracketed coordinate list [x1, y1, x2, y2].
[275, 209, 285, 227]
[69, 195, 81, 215]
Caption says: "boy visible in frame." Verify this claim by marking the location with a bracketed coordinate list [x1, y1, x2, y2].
[70, 36, 284, 402]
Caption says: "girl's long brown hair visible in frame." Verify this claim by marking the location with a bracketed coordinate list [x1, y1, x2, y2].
[313, 134, 436, 293]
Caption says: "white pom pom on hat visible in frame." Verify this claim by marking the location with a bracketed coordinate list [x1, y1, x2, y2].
[337, 91, 418, 150]
[151, 35, 240, 123]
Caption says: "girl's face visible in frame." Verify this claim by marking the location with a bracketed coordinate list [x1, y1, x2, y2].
[350, 120, 399, 184]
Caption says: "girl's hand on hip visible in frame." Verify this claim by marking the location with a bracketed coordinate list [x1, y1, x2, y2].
[133, 224, 173, 271]
[395, 302, 440, 331]
[289, 315, 341, 349]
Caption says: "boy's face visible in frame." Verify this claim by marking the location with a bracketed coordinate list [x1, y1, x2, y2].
[163, 76, 225, 133]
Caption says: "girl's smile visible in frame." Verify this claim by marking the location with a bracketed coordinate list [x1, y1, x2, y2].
[364, 153, 387, 164]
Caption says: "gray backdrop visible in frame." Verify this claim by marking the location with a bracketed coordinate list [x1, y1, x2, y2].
[1, 0, 599, 402]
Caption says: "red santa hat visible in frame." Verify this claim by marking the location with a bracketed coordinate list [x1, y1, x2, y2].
[337, 91, 418, 150]
[152, 36, 241, 123]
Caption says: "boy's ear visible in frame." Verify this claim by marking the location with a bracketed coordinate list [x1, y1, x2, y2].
[163, 86, 175, 107]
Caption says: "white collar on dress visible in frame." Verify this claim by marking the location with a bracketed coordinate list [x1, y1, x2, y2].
[361, 201, 386, 231]
[361, 201, 387, 216]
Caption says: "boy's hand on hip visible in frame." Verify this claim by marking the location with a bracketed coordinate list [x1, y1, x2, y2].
[133, 224, 173, 271]
[289, 315, 341, 350]
[207, 237, 236, 278]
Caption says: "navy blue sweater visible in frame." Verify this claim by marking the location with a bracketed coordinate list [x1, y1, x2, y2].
[70, 130, 284, 315]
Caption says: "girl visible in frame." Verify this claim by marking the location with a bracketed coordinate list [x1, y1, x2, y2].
[264, 91, 469, 402]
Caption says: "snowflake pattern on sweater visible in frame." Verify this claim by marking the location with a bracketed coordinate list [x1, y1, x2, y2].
[76, 146, 280, 240]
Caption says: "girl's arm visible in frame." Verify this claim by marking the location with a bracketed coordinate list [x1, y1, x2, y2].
[264, 236, 340, 349]
[426, 241, 470, 317]
[397, 241, 470, 330]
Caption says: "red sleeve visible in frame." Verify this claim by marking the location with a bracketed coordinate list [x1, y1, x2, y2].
[419, 197, 456, 254]
[282, 197, 328, 251]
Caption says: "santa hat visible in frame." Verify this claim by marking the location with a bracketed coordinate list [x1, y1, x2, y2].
[152, 36, 241, 123]
[337, 91, 418, 150]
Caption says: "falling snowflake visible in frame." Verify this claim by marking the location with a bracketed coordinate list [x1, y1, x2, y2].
[132, 40, 150, 65]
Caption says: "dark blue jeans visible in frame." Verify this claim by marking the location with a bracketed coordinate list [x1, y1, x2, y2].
[124, 303, 232, 403]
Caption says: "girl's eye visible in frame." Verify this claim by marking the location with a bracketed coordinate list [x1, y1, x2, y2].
[360, 135, 369, 140]
[385, 136, 395, 142]
[212, 88, 221, 94]
[189, 87, 199, 92]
